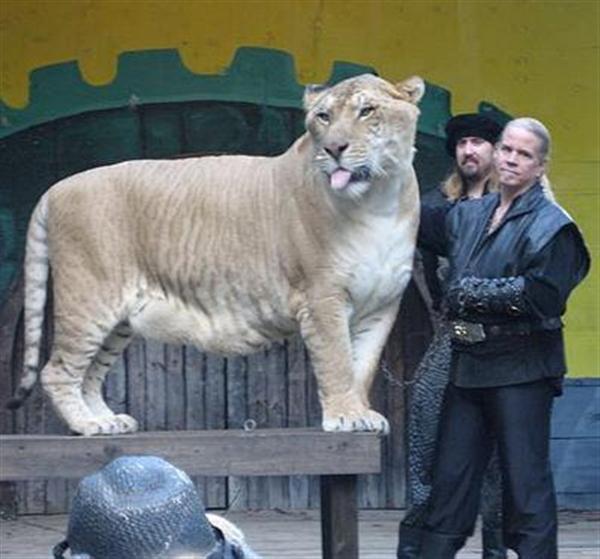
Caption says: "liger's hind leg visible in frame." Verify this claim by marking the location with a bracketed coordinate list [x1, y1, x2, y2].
[81, 321, 138, 434]
[41, 348, 101, 436]
[42, 318, 133, 436]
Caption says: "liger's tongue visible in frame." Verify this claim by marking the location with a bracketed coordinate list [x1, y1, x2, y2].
[330, 169, 352, 190]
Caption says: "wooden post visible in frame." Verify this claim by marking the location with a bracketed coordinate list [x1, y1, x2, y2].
[321, 474, 359, 559]
[0, 481, 17, 518]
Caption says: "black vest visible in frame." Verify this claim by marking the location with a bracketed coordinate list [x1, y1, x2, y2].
[429, 183, 590, 388]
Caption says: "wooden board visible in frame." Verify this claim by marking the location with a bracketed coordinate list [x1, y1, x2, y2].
[0, 429, 382, 481]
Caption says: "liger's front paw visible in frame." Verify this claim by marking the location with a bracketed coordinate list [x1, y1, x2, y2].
[322, 409, 389, 435]
[74, 414, 139, 436]
[114, 414, 139, 433]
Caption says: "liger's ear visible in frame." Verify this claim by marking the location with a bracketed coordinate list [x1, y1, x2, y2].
[303, 84, 329, 111]
[395, 76, 425, 105]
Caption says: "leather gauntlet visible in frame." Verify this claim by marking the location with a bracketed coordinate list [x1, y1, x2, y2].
[446, 276, 527, 317]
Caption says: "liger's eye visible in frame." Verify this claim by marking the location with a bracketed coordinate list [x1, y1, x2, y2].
[316, 111, 330, 124]
[359, 106, 375, 118]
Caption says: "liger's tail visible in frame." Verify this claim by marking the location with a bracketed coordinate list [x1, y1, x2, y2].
[6, 193, 50, 410]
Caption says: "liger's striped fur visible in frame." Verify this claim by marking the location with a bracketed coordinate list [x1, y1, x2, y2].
[8, 74, 424, 436]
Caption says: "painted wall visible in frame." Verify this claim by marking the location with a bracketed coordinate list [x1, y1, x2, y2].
[1, 0, 598, 377]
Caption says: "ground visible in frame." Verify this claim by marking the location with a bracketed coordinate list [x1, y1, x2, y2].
[1, 509, 599, 558]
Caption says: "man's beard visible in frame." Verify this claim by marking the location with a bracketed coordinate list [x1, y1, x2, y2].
[458, 160, 491, 183]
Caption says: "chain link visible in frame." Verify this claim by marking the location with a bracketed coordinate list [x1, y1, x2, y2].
[379, 356, 422, 389]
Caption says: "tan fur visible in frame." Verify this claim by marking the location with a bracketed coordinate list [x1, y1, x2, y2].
[12, 74, 424, 436]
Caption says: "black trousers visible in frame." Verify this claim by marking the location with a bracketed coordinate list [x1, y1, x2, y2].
[423, 380, 557, 559]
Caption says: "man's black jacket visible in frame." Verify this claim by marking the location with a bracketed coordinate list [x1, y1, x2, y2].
[419, 183, 590, 390]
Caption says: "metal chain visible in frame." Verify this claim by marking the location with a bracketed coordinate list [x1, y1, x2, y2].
[379, 356, 422, 389]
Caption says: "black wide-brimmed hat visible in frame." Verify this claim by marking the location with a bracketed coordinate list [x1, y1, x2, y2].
[445, 113, 503, 157]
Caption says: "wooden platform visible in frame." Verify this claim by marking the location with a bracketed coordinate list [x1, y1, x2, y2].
[0, 428, 382, 559]
[1, 509, 599, 558]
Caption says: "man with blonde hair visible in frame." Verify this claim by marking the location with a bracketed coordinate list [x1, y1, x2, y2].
[416, 118, 590, 558]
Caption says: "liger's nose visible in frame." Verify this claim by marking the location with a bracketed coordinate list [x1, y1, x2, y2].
[324, 142, 349, 160]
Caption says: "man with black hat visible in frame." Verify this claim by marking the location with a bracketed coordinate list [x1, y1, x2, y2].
[442, 113, 503, 198]
[397, 113, 506, 559]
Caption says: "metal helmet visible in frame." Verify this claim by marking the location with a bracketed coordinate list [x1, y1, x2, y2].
[53, 455, 220, 559]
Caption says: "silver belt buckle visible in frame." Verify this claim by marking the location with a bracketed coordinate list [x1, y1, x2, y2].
[452, 320, 486, 344]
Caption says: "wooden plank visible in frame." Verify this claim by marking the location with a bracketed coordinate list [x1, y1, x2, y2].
[182, 347, 230, 509]
[144, 341, 167, 431]
[39, 299, 68, 526]
[0, 481, 17, 517]
[0, 429, 382, 481]
[307, 358, 324, 509]
[184, 346, 209, 505]
[227, 355, 250, 510]
[183, 346, 205, 429]
[246, 350, 270, 509]
[266, 341, 289, 508]
[286, 337, 309, 430]
[18, 309, 45, 514]
[0, 277, 23, 435]
[286, 336, 311, 508]
[124, 337, 147, 431]
[359, 373, 384, 509]
[202, 353, 227, 508]
[165, 345, 185, 431]
[0, 282, 26, 512]
[105, 355, 128, 417]
[380, 311, 409, 509]
[321, 475, 359, 559]
[43, 479, 68, 515]
[203, 354, 227, 431]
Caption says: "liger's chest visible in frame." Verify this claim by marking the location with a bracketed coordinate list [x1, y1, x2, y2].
[340, 219, 417, 311]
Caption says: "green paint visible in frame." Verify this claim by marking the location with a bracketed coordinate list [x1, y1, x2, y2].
[0, 47, 455, 140]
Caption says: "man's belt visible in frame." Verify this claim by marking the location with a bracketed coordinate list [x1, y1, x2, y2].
[450, 320, 535, 344]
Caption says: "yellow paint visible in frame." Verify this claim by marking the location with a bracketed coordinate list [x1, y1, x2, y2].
[1, 0, 598, 376]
